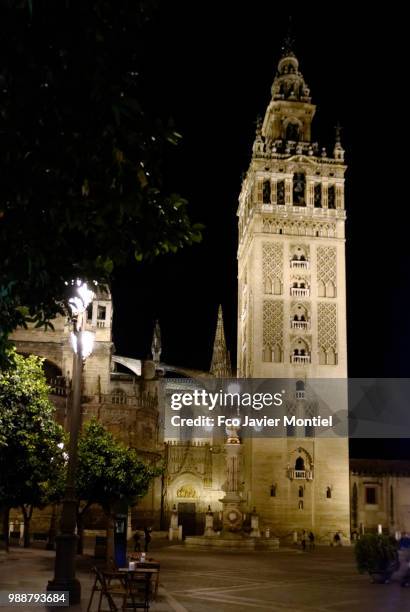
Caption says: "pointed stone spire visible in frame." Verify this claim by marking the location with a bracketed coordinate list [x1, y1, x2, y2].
[210, 305, 232, 378]
[252, 115, 264, 157]
[255, 115, 262, 136]
[151, 320, 162, 364]
[333, 122, 345, 161]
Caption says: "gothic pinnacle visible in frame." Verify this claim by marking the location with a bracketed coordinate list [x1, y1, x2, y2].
[151, 319, 162, 364]
[210, 305, 232, 378]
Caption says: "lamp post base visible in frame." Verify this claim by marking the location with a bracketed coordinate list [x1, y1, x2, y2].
[47, 534, 81, 606]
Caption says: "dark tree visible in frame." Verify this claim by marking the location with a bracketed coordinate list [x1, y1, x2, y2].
[0, 1, 202, 360]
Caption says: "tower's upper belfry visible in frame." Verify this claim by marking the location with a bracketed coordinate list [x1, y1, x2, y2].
[263, 49, 315, 145]
[253, 47, 344, 163]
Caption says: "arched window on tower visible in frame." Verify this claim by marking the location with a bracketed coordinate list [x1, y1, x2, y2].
[263, 346, 272, 363]
[273, 278, 282, 295]
[293, 173, 306, 206]
[326, 348, 337, 365]
[263, 180, 271, 204]
[319, 347, 326, 365]
[326, 487, 332, 499]
[277, 181, 285, 206]
[295, 456, 305, 471]
[298, 485, 304, 498]
[264, 277, 272, 294]
[273, 344, 282, 363]
[270, 484, 277, 497]
[318, 280, 325, 297]
[296, 380, 305, 400]
[286, 121, 300, 142]
[314, 183, 322, 208]
[328, 185, 336, 209]
[325, 281, 336, 298]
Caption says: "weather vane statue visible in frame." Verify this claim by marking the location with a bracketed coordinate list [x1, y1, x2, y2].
[281, 15, 296, 57]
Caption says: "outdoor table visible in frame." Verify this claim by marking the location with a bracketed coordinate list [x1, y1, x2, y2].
[116, 568, 156, 610]
[123, 560, 161, 599]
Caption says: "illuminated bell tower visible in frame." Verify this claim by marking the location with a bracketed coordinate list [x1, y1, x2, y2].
[236, 40, 350, 540]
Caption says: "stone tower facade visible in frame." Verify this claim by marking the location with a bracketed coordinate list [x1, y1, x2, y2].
[237, 46, 350, 541]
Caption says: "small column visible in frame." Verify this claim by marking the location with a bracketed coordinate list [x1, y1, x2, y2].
[322, 180, 328, 208]
[306, 180, 314, 208]
[285, 178, 292, 206]
[271, 179, 277, 205]
[250, 508, 261, 538]
[336, 183, 344, 209]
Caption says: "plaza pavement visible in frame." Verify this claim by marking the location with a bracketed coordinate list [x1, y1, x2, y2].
[1, 542, 410, 611]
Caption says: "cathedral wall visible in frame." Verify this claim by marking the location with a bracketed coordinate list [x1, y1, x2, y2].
[350, 473, 410, 535]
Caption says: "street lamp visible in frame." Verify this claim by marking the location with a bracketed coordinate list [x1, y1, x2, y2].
[47, 280, 95, 605]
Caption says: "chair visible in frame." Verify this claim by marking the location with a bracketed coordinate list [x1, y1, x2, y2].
[87, 567, 104, 612]
[87, 567, 125, 612]
[119, 571, 152, 611]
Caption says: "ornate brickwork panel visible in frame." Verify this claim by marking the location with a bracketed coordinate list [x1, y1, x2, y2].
[262, 242, 283, 285]
[263, 300, 283, 348]
[317, 302, 337, 350]
[317, 246, 336, 284]
[166, 442, 212, 487]
[262, 221, 337, 237]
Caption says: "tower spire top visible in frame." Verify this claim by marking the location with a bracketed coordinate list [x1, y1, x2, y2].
[335, 121, 342, 144]
[280, 15, 296, 58]
[210, 305, 232, 378]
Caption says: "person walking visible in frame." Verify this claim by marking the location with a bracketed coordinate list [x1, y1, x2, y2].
[301, 530, 306, 552]
[308, 531, 315, 551]
[133, 530, 141, 552]
[143, 526, 152, 553]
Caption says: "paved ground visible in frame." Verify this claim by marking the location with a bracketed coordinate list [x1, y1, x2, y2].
[1, 543, 410, 611]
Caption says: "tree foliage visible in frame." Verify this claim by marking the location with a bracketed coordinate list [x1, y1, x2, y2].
[0, 1, 202, 359]
[354, 534, 399, 575]
[77, 419, 161, 514]
[0, 348, 65, 545]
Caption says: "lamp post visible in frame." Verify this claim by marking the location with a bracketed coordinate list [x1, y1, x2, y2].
[47, 280, 95, 605]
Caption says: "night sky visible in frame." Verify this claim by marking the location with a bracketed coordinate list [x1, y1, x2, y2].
[111, 4, 409, 456]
